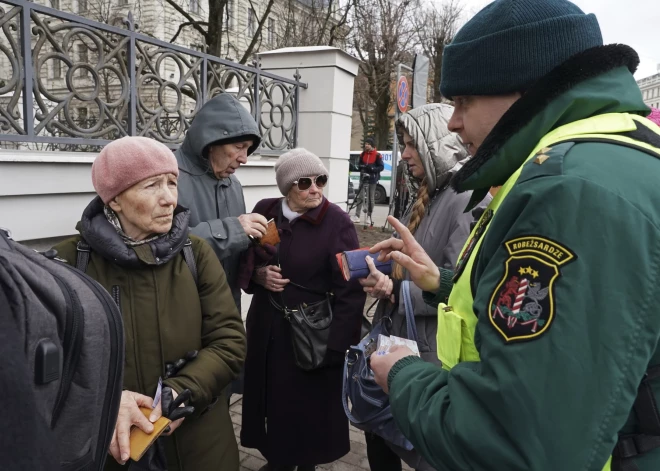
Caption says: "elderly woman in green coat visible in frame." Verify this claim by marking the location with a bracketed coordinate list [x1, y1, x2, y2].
[53, 136, 246, 471]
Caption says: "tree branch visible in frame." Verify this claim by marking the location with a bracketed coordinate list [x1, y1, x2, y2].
[170, 20, 209, 43]
[163, 0, 209, 40]
[238, 0, 275, 64]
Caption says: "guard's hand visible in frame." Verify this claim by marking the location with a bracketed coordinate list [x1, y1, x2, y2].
[253, 265, 290, 292]
[108, 391, 155, 465]
[370, 216, 440, 292]
[238, 213, 269, 238]
[370, 345, 416, 394]
[359, 256, 394, 301]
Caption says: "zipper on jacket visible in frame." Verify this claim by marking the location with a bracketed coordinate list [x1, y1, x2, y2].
[58, 263, 123, 471]
[216, 181, 220, 218]
[111, 285, 121, 311]
[51, 276, 84, 428]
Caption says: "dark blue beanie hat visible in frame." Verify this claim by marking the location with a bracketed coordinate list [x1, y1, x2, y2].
[440, 0, 603, 98]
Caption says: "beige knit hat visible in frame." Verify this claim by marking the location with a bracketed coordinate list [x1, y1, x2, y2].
[274, 148, 329, 196]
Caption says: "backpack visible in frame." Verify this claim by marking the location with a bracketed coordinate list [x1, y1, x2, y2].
[0, 227, 124, 471]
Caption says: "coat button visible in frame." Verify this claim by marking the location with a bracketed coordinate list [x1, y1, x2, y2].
[43, 249, 58, 259]
[156, 257, 160, 262]
[223, 131, 228, 135]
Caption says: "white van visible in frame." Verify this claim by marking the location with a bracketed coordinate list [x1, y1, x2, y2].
[348, 150, 393, 204]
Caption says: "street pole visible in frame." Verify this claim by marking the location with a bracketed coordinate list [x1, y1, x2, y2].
[385, 63, 413, 231]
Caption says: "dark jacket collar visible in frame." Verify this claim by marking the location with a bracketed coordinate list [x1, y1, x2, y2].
[78, 196, 191, 268]
[451, 45, 648, 207]
[263, 197, 331, 225]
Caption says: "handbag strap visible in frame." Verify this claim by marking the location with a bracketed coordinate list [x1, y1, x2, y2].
[401, 281, 419, 342]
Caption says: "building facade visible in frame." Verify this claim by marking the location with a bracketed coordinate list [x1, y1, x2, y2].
[638, 65, 660, 110]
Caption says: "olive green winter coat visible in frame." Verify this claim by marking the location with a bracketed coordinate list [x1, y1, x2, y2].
[53, 197, 246, 471]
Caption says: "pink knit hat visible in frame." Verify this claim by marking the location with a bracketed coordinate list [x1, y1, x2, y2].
[92, 136, 179, 203]
[648, 108, 660, 127]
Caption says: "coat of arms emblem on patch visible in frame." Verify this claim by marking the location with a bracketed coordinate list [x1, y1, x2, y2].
[489, 236, 576, 342]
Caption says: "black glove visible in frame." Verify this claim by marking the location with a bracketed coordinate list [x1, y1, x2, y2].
[161, 387, 195, 422]
[164, 350, 198, 379]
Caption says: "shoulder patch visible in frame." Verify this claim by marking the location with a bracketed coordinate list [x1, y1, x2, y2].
[518, 142, 575, 183]
[488, 235, 576, 342]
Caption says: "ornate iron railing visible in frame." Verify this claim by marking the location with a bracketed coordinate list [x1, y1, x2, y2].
[0, 0, 306, 152]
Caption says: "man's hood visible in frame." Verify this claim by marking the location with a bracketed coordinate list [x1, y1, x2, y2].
[396, 103, 468, 191]
[451, 44, 648, 205]
[176, 93, 262, 174]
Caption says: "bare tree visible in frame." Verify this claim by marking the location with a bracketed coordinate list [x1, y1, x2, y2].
[163, 0, 276, 63]
[351, 0, 419, 149]
[275, 0, 353, 48]
[416, 0, 462, 102]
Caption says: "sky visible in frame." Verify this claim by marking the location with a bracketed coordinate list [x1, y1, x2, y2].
[447, 0, 660, 79]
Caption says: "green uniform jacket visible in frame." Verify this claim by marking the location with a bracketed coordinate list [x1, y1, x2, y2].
[54, 198, 246, 471]
[387, 46, 660, 470]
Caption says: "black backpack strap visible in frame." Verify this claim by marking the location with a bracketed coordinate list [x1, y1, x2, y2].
[612, 365, 660, 469]
[182, 239, 199, 288]
[634, 365, 660, 435]
[75, 239, 91, 273]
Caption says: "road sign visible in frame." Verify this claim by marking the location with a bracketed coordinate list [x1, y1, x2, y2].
[397, 76, 409, 114]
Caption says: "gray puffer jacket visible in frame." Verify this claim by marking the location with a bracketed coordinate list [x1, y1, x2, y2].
[372, 103, 491, 471]
[175, 94, 261, 308]
[373, 104, 491, 362]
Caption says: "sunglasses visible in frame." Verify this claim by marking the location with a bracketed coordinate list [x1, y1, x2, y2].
[293, 174, 328, 191]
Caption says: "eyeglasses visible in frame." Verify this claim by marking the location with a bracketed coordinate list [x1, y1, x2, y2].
[293, 174, 328, 191]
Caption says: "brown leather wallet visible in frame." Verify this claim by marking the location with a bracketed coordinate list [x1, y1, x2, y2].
[260, 219, 280, 246]
[129, 407, 171, 462]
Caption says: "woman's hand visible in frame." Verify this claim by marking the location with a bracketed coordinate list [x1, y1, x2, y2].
[148, 389, 185, 437]
[108, 391, 155, 465]
[371, 216, 440, 293]
[359, 256, 395, 302]
[253, 265, 290, 292]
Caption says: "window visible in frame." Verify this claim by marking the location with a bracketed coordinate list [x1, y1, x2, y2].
[267, 17, 275, 45]
[644, 90, 648, 100]
[118, 0, 128, 5]
[78, 107, 88, 120]
[190, 0, 199, 15]
[78, 0, 87, 12]
[78, 44, 88, 77]
[248, 7, 256, 37]
[51, 0, 60, 9]
[53, 59, 61, 79]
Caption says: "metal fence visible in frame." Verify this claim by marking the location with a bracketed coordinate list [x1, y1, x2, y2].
[0, 0, 306, 152]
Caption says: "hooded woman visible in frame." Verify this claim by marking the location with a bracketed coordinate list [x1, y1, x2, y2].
[53, 136, 246, 471]
[359, 104, 491, 471]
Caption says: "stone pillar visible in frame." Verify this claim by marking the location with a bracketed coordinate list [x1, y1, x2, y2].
[258, 47, 360, 208]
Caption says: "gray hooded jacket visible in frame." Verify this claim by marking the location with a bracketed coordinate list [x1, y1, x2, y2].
[175, 94, 261, 307]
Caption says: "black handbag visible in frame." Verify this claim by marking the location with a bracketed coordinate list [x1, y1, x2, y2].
[270, 283, 334, 371]
[267, 203, 335, 371]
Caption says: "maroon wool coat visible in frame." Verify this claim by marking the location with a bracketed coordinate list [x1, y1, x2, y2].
[240, 197, 366, 466]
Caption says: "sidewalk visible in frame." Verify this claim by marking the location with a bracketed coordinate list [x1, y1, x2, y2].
[231, 394, 413, 471]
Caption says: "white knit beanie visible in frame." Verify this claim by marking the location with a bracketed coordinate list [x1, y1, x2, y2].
[274, 148, 329, 196]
